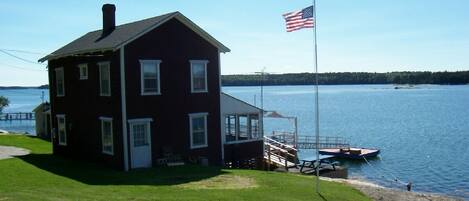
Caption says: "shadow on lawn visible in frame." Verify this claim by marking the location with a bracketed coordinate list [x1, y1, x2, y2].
[18, 153, 227, 186]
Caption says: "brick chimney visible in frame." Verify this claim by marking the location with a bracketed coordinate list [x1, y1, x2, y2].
[102, 4, 116, 37]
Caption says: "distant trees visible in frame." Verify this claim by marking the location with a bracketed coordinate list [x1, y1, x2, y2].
[221, 71, 469, 86]
[0, 96, 9, 113]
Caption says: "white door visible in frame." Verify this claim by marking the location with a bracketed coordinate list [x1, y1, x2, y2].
[129, 122, 152, 168]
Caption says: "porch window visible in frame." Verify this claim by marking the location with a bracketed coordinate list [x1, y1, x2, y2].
[238, 115, 248, 140]
[190, 60, 208, 93]
[225, 115, 236, 142]
[55, 67, 65, 97]
[78, 64, 88, 80]
[140, 60, 161, 95]
[100, 117, 113, 155]
[224, 113, 261, 143]
[98, 62, 111, 96]
[57, 115, 66, 145]
[189, 113, 208, 149]
[249, 114, 260, 139]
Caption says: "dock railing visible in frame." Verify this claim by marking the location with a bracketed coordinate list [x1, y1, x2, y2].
[0, 112, 35, 121]
[269, 131, 350, 149]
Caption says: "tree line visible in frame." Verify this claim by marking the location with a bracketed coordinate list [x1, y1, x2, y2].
[222, 71, 469, 86]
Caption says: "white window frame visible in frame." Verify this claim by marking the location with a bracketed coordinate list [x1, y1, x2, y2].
[189, 112, 208, 149]
[55, 67, 65, 97]
[98, 61, 111, 96]
[78, 63, 88, 80]
[139, 60, 161, 95]
[189, 60, 209, 93]
[56, 114, 67, 146]
[100, 117, 114, 155]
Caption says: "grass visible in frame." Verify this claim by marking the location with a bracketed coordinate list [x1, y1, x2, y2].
[0, 135, 371, 201]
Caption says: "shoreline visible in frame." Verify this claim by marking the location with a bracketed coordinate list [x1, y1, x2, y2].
[321, 177, 463, 201]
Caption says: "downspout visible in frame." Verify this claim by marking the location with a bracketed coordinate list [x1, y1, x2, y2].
[218, 50, 225, 164]
[120, 47, 129, 171]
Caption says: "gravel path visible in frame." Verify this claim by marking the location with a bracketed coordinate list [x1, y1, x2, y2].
[321, 177, 463, 201]
[0, 145, 30, 160]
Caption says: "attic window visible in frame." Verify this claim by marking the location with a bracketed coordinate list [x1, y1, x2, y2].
[78, 64, 88, 80]
[190, 60, 208, 93]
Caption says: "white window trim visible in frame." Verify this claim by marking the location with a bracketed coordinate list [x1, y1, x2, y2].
[189, 112, 208, 149]
[98, 61, 111, 96]
[56, 114, 66, 146]
[78, 63, 88, 80]
[127, 118, 154, 124]
[55, 67, 65, 97]
[189, 60, 209, 93]
[100, 117, 114, 155]
[139, 60, 162, 95]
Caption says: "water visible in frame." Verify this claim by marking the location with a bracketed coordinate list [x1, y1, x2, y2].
[223, 85, 469, 199]
[1, 86, 468, 199]
[0, 89, 49, 134]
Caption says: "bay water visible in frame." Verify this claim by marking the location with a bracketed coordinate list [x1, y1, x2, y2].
[1, 85, 468, 199]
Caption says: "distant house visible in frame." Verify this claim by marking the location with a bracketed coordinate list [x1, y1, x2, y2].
[33, 102, 51, 140]
[39, 4, 263, 170]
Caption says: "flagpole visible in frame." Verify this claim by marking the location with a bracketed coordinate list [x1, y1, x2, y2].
[312, 0, 321, 194]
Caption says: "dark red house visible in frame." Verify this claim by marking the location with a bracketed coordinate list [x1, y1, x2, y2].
[39, 4, 264, 171]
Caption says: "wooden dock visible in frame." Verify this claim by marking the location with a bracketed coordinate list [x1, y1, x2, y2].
[268, 131, 350, 149]
[0, 113, 35, 121]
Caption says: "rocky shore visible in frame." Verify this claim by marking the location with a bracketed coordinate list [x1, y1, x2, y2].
[321, 177, 463, 201]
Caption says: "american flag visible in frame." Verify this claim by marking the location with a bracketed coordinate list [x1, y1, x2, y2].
[283, 6, 314, 32]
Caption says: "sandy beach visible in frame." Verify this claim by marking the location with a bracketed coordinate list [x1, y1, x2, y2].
[321, 177, 463, 201]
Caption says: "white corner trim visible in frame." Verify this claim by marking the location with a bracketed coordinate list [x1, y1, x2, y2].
[217, 50, 224, 162]
[127, 118, 154, 123]
[119, 47, 129, 171]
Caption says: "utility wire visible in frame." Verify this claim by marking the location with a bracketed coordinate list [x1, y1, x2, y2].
[0, 62, 46, 72]
[0, 48, 46, 55]
[0, 49, 45, 65]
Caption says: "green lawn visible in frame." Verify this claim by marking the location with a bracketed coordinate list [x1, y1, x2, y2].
[0, 135, 371, 201]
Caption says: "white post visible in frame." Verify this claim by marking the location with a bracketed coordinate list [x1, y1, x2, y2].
[313, 0, 321, 193]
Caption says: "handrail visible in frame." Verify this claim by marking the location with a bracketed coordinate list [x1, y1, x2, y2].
[264, 136, 297, 151]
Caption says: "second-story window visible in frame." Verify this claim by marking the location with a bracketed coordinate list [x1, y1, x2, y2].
[190, 60, 208, 93]
[98, 62, 111, 96]
[78, 64, 88, 80]
[55, 67, 65, 97]
[139, 60, 161, 95]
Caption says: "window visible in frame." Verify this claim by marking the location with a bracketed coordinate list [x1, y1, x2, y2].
[132, 123, 149, 147]
[190, 60, 208, 93]
[249, 114, 260, 139]
[224, 113, 262, 143]
[189, 113, 208, 149]
[139, 60, 161, 95]
[98, 62, 111, 96]
[100, 117, 113, 155]
[78, 64, 88, 80]
[238, 115, 248, 140]
[55, 67, 65, 97]
[57, 115, 66, 145]
[225, 115, 236, 142]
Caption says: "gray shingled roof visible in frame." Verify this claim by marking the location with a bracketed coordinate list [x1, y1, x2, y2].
[39, 12, 229, 62]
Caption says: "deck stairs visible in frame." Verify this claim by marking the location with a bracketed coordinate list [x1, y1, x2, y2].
[264, 136, 298, 170]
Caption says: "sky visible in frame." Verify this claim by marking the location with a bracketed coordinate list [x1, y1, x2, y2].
[1, 0, 469, 86]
